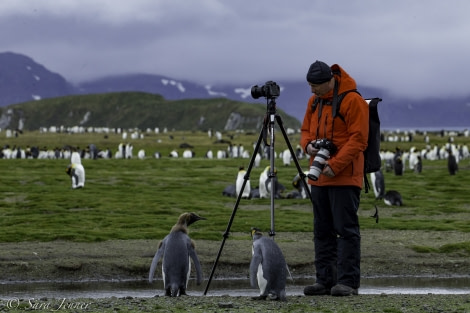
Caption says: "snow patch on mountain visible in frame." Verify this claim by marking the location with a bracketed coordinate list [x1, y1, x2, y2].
[161, 79, 185, 93]
[205, 85, 227, 97]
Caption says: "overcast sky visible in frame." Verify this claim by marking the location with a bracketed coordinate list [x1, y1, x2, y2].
[1, 0, 469, 99]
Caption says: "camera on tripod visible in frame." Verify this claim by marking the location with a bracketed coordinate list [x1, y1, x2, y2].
[307, 139, 337, 181]
[251, 81, 280, 99]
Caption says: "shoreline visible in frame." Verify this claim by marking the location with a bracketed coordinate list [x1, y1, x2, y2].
[1, 230, 469, 283]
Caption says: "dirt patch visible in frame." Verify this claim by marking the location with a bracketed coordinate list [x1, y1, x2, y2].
[1, 230, 469, 283]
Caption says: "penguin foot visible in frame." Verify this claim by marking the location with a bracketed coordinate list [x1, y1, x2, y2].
[251, 295, 267, 301]
[166, 288, 179, 297]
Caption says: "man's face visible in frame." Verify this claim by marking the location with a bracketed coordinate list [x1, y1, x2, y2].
[308, 79, 332, 97]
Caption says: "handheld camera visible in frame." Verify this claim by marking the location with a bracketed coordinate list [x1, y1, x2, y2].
[307, 139, 337, 181]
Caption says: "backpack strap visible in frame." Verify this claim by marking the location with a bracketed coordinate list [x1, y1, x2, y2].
[332, 79, 339, 118]
[333, 89, 361, 123]
[364, 174, 371, 193]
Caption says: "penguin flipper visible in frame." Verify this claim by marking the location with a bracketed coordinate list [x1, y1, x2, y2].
[149, 240, 166, 283]
[188, 243, 203, 285]
[286, 264, 294, 282]
[249, 251, 262, 288]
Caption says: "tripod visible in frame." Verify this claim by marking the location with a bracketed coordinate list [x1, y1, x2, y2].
[203, 96, 313, 295]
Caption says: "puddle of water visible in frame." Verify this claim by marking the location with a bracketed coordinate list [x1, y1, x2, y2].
[1, 277, 469, 299]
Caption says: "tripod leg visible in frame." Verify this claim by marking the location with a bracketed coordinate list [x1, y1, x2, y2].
[203, 122, 265, 296]
[267, 113, 277, 238]
[275, 114, 313, 203]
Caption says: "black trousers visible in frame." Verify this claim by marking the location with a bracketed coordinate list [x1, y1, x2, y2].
[310, 185, 361, 289]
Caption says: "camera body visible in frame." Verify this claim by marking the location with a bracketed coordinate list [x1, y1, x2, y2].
[307, 139, 337, 181]
[251, 81, 280, 99]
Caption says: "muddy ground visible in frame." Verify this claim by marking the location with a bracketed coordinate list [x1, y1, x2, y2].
[1, 230, 469, 313]
[1, 230, 469, 283]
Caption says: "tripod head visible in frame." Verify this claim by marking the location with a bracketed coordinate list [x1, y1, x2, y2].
[266, 98, 277, 115]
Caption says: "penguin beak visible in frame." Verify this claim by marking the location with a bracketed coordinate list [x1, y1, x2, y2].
[188, 213, 206, 226]
[251, 227, 261, 238]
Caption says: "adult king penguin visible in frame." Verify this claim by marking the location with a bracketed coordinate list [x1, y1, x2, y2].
[66, 149, 85, 189]
[370, 169, 385, 200]
[236, 166, 251, 199]
[249, 228, 287, 301]
[258, 166, 270, 198]
[292, 171, 309, 199]
[149, 212, 205, 297]
[448, 150, 458, 175]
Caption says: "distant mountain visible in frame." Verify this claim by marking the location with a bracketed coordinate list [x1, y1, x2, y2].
[0, 52, 75, 106]
[76, 74, 213, 100]
[1, 51, 469, 130]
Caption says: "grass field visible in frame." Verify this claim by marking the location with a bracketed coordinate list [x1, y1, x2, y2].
[1, 129, 469, 249]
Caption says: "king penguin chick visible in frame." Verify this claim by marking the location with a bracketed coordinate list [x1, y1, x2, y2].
[149, 212, 206, 297]
[249, 228, 287, 301]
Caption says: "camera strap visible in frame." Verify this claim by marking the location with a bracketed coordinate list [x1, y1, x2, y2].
[329, 79, 340, 142]
[332, 79, 339, 118]
[312, 79, 339, 141]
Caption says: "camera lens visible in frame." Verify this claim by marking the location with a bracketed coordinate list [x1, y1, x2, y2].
[307, 148, 330, 181]
[251, 85, 264, 99]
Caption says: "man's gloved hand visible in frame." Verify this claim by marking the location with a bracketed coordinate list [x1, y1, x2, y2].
[322, 163, 335, 177]
[306, 141, 319, 156]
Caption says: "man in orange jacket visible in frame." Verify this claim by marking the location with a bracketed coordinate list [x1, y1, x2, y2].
[300, 60, 369, 296]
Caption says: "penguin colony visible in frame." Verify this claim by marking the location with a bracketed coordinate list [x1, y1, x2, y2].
[149, 212, 205, 297]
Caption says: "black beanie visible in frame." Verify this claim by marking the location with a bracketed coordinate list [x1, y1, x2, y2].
[306, 60, 333, 84]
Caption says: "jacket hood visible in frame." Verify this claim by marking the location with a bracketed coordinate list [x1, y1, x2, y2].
[320, 64, 357, 99]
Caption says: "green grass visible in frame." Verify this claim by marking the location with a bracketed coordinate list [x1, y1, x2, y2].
[1, 130, 469, 256]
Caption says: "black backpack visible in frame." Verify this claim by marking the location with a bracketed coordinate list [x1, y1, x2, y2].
[311, 82, 382, 193]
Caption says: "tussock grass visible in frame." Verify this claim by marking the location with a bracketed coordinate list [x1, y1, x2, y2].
[1, 130, 469, 256]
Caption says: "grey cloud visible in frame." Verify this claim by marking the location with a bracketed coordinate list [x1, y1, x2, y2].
[1, 0, 469, 98]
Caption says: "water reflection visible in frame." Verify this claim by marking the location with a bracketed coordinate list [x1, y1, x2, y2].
[1, 276, 469, 299]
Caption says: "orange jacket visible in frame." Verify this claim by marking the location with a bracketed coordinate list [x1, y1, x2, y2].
[300, 64, 369, 188]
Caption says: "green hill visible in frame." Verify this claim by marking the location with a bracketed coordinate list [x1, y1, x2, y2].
[1, 92, 301, 131]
